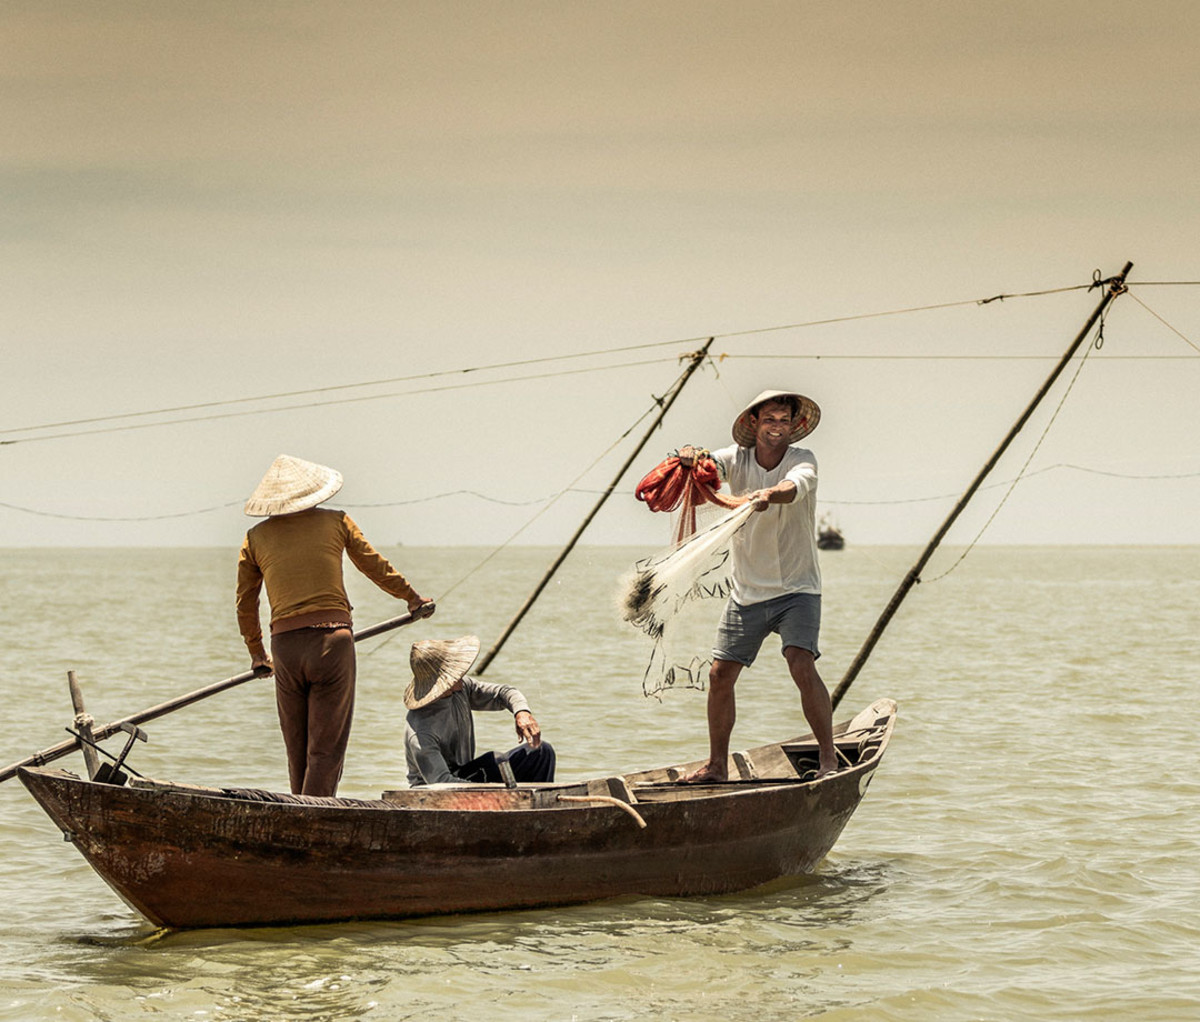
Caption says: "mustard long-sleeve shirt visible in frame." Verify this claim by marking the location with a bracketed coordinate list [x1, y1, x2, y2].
[236, 508, 417, 660]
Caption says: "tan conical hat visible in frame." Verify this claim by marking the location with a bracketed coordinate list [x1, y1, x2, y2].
[243, 454, 343, 517]
[404, 636, 481, 710]
[731, 390, 821, 447]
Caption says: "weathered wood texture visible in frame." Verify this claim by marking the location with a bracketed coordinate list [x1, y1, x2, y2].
[20, 699, 896, 930]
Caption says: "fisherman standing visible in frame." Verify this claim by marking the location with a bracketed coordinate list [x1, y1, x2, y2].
[236, 454, 433, 796]
[404, 636, 556, 786]
[677, 390, 838, 781]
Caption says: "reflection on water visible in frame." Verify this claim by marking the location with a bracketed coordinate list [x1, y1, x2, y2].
[2, 547, 1199, 1021]
[36, 867, 894, 1021]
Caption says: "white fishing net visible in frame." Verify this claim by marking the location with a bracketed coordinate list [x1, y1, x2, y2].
[619, 501, 756, 697]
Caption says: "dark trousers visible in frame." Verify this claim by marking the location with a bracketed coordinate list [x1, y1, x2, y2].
[453, 742, 557, 784]
[271, 626, 355, 797]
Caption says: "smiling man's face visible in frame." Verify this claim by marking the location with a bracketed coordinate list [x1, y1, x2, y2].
[750, 400, 795, 449]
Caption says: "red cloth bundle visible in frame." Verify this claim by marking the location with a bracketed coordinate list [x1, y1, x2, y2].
[635, 456, 741, 543]
[635, 456, 721, 512]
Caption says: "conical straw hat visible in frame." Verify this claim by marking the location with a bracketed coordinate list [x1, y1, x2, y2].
[244, 454, 343, 517]
[404, 636, 481, 710]
[731, 389, 821, 447]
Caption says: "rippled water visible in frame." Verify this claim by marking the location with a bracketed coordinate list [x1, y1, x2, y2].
[1, 545, 1197, 1020]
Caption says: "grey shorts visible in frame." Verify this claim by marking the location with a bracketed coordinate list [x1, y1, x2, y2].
[713, 591, 822, 667]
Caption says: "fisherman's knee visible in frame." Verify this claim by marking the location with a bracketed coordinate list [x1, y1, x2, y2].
[784, 646, 821, 684]
[709, 660, 741, 691]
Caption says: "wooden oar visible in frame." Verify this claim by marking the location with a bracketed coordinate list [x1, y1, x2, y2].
[0, 605, 433, 784]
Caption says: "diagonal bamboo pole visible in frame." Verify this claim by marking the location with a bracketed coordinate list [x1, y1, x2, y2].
[831, 262, 1134, 709]
[475, 338, 716, 674]
[0, 606, 432, 783]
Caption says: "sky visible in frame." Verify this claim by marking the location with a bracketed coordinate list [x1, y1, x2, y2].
[2, 0, 1198, 550]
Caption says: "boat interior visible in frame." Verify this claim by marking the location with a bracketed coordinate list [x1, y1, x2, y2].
[111, 703, 896, 821]
[375, 704, 894, 814]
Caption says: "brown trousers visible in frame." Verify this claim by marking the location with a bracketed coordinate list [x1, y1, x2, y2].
[271, 626, 356, 797]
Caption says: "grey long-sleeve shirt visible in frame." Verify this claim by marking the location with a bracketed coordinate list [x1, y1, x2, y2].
[404, 677, 531, 786]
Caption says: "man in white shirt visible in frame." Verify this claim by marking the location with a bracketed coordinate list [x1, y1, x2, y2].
[679, 389, 838, 782]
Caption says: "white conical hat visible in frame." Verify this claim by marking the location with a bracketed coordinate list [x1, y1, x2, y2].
[731, 390, 821, 447]
[404, 636, 481, 710]
[243, 454, 343, 517]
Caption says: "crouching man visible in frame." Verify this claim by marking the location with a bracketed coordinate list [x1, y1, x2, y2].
[404, 636, 556, 786]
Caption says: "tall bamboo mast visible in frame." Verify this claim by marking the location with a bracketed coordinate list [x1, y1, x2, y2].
[475, 338, 716, 674]
[831, 261, 1134, 710]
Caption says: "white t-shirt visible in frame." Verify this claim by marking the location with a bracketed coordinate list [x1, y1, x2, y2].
[711, 443, 821, 605]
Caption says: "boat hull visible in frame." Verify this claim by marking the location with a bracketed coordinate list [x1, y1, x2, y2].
[20, 699, 896, 930]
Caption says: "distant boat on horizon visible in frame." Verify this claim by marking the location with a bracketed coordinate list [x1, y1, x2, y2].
[817, 514, 845, 551]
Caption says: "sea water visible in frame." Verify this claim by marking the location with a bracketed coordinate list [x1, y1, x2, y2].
[0, 545, 1197, 1021]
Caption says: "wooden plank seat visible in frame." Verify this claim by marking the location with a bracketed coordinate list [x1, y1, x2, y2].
[781, 727, 888, 773]
[629, 777, 813, 803]
[379, 776, 637, 811]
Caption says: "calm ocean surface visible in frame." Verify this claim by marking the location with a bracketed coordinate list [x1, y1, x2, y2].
[1, 544, 1197, 1021]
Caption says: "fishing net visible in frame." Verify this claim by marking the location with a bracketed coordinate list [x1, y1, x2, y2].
[622, 456, 753, 697]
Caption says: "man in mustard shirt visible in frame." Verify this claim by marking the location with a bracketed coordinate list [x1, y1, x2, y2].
[236, 454, 433, 796]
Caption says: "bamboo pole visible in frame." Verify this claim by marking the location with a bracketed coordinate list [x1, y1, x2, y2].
[475, 339, 716, 674]
[0, 606, 432, 783]
[67, 670, 100, 780]
[831, 261, 1133, 710]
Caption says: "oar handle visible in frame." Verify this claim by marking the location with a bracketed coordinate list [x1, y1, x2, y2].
[0, 604, 433, 784]
[352, 601, 434, 642]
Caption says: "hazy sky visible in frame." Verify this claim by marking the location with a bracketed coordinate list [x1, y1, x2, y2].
[3, 0, 1198, 549]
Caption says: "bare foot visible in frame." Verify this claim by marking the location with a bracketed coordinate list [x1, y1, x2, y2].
[814, 759, 839, 780]
[680, 762, 728, 784]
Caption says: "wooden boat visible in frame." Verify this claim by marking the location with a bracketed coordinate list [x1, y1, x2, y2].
[18, 697, 895, 930]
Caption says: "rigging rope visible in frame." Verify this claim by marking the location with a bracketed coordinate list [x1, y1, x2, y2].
[0, 356, 679, 446]
[432, 402, 658, 602]
[1125, 291, 1200, 353]
[725, 353, 1196, 361]
[922, 313, 1108, 583]
[823, 462, 1200, 507]
[9, 273, 1179, 446]
[6, 274, 1196, 522]
[0, 343, 695, 439]
[0, 499, 244, 522]
[5, 461, 1197, 524]
[359, 368, 694, 659]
